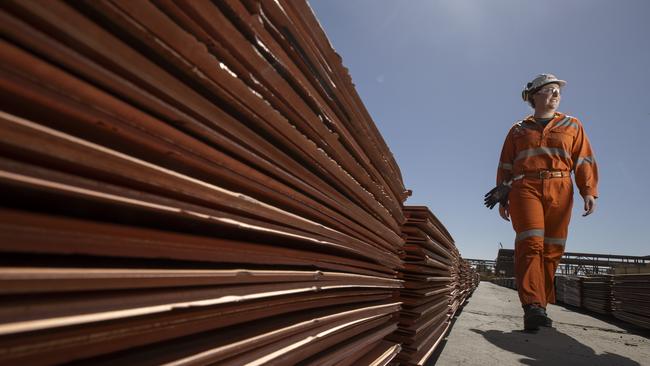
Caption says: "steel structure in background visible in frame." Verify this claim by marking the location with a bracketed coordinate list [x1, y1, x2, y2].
[560, 252, 650, 275]
[494, 249, 649, 276]
[465, 258, 496, 275]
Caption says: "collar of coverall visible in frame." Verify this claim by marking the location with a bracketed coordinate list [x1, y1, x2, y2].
[523, 112, 565, 126]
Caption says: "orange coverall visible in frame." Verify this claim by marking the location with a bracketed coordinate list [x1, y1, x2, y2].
[497, 112, 598, 307]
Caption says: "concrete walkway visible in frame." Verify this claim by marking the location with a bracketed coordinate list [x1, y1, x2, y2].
[432, 281, 650, 365]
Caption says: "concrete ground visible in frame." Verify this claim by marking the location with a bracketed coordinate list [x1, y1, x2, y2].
[431, 281, 650, 366]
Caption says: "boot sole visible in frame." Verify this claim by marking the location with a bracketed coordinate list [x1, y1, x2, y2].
[524, 314, 546, 331]
[541, 318, 553, 327]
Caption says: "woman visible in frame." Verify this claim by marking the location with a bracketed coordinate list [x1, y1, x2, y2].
[492, 73, 599, 331]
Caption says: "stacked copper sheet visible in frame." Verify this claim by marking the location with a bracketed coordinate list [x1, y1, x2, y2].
[612, 274, 650, 329]
[448, 247, 463, 315]
[391, 206, 478, 366]
[581, 275, 613, 315]
[492, 277, 517, 290]
[555, 276, 583, 307]
[457, 258, 477, 306]
[0, 0, 410, 364]
[495, 249, 515, 277]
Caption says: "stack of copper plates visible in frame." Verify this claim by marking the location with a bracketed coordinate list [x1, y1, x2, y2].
[448, 246, 480, 316]
[555, 276, 583, 307]
[470, 270, 481, 294]
[492, 277, 517, 290]
[0, 0, 410, 364]
[0, 1, 483, 363]
[581, 275, 613, 315]
[448, 247, 463, 315]
[457, 258, 477, 305]
[612, 274, 650, 329]
[391, 206, 477, 366]
[495, 248, 515, 277]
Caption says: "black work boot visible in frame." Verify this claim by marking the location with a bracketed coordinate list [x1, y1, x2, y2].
[541, 307, 553, 327]
[523, 304, 546, 331]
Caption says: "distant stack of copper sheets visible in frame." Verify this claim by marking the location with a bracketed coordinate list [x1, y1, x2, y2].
[0, 0, 411, 364]
[457, 258, 476, 305]
[448, 247, 462, 315]
[493, 277, 517, 290]
[612, 274, 650, 329]
[470, 270, 481, 294]
[392, 206, 476, 366]
[555, 276, 583, 307]
[581, 275, 613, 315]
[495, 249, 515, 277]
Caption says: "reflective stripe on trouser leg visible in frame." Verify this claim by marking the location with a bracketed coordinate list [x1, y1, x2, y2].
[509, 178, 547, 306]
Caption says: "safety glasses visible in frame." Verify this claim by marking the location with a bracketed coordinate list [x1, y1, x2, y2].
[537, 86, 561, 95]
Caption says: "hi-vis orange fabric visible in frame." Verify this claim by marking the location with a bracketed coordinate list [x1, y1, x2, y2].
[509, 177, 572, 306]
[496, 112, 599, 307]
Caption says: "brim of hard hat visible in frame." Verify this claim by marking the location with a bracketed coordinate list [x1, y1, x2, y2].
[537, 79, 567, 89]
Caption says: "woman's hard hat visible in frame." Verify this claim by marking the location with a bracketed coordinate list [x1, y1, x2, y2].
[522, 73, 567, 101]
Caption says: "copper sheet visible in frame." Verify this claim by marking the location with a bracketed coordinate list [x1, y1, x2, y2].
[0, 1, 492, 364]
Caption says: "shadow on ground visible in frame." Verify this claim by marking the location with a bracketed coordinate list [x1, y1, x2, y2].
[552, 303, 650, 338]
[471, 327, 640, 366]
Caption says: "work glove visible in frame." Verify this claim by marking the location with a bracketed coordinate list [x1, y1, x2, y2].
[484, 182, 511, 210]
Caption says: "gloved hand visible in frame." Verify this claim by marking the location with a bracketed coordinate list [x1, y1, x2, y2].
[484, 182, 511, 209]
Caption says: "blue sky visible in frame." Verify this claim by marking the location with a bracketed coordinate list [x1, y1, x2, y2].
[309, 0, 650, 260]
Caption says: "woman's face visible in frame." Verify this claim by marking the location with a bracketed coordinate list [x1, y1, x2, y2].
[532, 83, 561, 111]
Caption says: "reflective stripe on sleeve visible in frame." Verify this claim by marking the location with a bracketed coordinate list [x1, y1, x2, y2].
[576, 156, 595, 166]
[514, 147, 571, 161]
[544, 237, 567, 246]
[499, 162, 513, 170]
[515, 229, 544, 242]
[554, 116, 572, 128]
[553, 117, 578, 130]
[565, 122, 578, 129]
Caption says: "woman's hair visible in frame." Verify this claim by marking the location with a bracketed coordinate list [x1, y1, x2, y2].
[527, 93, 536, 108]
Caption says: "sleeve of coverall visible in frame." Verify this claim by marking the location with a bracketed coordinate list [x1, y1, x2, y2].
[496, 129, 515, 185]
[572, 120, 599, 198]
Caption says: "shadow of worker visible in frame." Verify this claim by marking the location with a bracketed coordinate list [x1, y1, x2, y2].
[471, 328, 640, 366]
